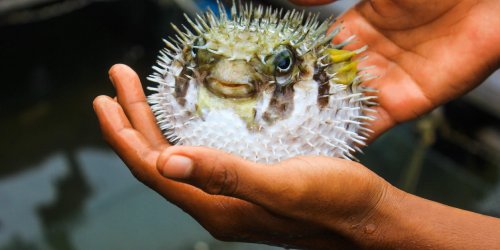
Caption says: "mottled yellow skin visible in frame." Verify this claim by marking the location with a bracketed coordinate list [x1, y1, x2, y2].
[204, 29, 281, 61]
[197, 47, 360, 125]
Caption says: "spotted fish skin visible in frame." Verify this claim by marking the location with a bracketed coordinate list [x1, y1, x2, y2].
[147, 2, 377, 163]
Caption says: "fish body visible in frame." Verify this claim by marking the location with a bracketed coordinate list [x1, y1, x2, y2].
[148, 2, 376, 163]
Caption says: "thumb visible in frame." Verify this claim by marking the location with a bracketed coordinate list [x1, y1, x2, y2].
[155, 146, 300, 209]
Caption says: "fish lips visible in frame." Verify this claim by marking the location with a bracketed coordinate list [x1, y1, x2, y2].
[206, 76, 256, 98]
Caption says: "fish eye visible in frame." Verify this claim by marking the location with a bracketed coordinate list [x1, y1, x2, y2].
[273, 47, 295, 86]
[274, 49, 294, 73]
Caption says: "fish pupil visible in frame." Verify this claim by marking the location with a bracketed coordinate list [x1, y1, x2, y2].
[275, 50, 293, 72]
[277, 58, 291, 70]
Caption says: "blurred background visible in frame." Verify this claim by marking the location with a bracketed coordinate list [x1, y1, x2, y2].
[0, 0, 499, 249]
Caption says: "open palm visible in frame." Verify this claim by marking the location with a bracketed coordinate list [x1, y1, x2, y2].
[302, 0, 500, 138]
[94, 65, 386, 249]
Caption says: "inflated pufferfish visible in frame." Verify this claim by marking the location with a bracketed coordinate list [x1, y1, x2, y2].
[148, 2, 377, 163]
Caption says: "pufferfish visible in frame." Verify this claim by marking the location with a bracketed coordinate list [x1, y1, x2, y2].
[147, 1, 377, 163]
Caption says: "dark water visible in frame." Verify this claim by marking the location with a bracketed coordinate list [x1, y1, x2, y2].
[0, 1, 499, 249]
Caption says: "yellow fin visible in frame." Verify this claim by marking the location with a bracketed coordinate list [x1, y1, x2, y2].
[331, 61, 358, 85]
[326, 49, 356, 63]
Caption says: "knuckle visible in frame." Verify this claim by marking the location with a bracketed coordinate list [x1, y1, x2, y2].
[203, 164, 239, 196]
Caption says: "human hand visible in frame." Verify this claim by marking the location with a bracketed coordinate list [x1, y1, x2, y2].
[93, 64, 392, 249]
[291, 0, 500, 139]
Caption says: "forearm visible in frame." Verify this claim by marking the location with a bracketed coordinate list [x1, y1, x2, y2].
[340, 186, 500, 249]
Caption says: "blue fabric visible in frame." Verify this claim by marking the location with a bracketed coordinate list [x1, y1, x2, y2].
[195, 0, 230, 17]
[196, 0, 220, 14]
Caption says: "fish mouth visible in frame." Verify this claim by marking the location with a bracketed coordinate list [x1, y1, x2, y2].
[206, 77, 256, 98]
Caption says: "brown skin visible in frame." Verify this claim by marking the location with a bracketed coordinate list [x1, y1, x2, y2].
[293, 0, 500, 140]
[93, 0, 500, 249]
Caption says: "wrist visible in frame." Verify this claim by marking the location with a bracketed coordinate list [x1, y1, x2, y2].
[316, 172, 401, 248]
[337, 182, 451, 249]
[339, 181, 404, 249]
[336, 182, 500, 249]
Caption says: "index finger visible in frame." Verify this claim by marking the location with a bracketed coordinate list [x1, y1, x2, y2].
[109, 64, 168, 148]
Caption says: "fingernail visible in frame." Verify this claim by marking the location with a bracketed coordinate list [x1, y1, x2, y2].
[160, 155, 193, 179]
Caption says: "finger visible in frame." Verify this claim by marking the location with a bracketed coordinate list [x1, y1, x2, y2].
[93, 95, 157, 169]
[155, 146, 381, 233]
[92, 95, 324, 240]
[93, 96, 287, 222]
[155, 146, 312, 213]
[288, 0, 336, 6]
[93, 95, 218, 208]
[108, 64, 168, 148]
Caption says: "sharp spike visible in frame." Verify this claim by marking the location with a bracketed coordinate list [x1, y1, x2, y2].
[184, 13, 203, 34]
[171, 23, 189, 42]
[231, 0, 237, 20]
[162, 39, 180, 52]
[335, 34, 357, 48]
[217, 0, 228, 22]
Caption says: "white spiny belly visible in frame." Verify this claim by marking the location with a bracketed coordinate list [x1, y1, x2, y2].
[149, 79, 367, 163]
